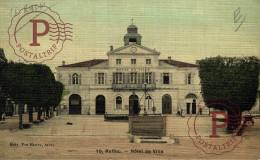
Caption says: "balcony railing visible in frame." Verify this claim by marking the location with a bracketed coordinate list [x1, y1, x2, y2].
[112, 83, 156, 91]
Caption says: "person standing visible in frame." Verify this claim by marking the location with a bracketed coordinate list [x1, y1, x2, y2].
[2, 112, 6, 121]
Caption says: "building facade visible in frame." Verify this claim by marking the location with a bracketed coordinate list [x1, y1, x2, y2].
[56, 24, 208, 116]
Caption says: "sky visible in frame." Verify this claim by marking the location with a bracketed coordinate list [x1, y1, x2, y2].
[0, 0, 259, 71]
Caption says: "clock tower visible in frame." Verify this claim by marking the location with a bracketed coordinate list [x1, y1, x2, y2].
[124, 24, 142, 46]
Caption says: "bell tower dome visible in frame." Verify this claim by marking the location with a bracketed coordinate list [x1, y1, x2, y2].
[124, 22, 142, 46]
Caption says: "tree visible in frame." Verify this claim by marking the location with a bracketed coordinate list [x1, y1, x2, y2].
[33, 64, 56, 120]
[27, 64, 55, 122]
[0, 63, 64, 128]
[0, 63, 38, 129]
[197, 56, 260, 132]
[48, 81, 64, 115]
[31, 65, 64, 120]
[0, 62, 7, 117]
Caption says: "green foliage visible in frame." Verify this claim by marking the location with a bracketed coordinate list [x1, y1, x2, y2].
[0, 62, 64, 109]
[61, 87, 70, 101]
[0, 63, 36, 105]
[47, 81, 64, 108]
[196, 56, 260, 112]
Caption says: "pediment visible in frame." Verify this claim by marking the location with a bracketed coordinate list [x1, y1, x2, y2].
[107, 44, 160, 55]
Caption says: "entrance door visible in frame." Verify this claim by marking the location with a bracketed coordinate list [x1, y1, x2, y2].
[186, 103, 190, 114]
[129, 95, 139, 116]
[192, 100, 196, 114]
[162, 94, 172, 114]
[69, 94, 81, 115]
[96, 95, 105, 115]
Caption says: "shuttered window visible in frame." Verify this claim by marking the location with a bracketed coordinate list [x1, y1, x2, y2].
[163, 73, 169, 84]
[98, 73, 105, 84]
[95, 73, 107, 85]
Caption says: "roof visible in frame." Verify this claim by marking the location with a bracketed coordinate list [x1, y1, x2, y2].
[160, 59, 198, 67]
[58, 59, 107, 68]
[58, 59, 197, 68]
[107, 43, 160, 55]
[127, 24, 137, 29]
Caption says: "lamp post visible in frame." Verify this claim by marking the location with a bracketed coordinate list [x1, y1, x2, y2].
[144, 82, 148, 115]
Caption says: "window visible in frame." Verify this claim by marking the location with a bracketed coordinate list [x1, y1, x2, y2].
[72, 73, 78, 84]
[146, 59, 151, 64]
[188, 73, 191, 84]
[115, 73, 123, 84]
[129, 38, 137, 43]
[145, 72, 152, 84]
[116, 96, 122, 109]
[98, 73, 105, 84]
[163, 73, 169, 84]
[116, 59, 121, 64]
[130, 72, 137, 84]
[131, 59, 136, 64]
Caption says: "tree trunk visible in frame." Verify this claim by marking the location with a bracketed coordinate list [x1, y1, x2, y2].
[18, 104, 23, 130]
[56, 106, 59, 116]
[28, 106, 33, 122]
[227, 110, 241, 133]
[50, 107, 53, 117]
[46, 107, 50, 117]
[37, 107, 41, 120]
[43, 109, 46, 118]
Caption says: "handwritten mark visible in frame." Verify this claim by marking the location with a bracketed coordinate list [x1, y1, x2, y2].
[234, 7, 246, 32]
[11, 2, 59, 37]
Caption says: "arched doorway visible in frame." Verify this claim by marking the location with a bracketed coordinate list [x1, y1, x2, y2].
[69, 94, 81, 115]
[185, 93, 197, 115]
[96, 95, 105, 115]
[129, 94, 139, 115]
[162, 94, 172, 114]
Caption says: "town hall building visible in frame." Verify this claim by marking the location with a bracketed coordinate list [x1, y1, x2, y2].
[56, 24, 207, 116]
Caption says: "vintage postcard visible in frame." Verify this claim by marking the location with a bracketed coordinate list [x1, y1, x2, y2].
[0, 0, 259, 159]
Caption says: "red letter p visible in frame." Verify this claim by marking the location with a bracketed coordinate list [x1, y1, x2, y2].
[30, 19, 49, 46]
[209, 111, 228, 138]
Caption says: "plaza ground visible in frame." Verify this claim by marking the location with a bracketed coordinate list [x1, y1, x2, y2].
[0, 114, 259, 159]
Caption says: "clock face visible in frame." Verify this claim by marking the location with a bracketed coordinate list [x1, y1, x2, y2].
[130, 47, 137, 53]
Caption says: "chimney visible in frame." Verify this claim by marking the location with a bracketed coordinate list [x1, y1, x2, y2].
[110, 45, 113, 51]
[62, 61, 65, 66]
[168, 56, 171, 63]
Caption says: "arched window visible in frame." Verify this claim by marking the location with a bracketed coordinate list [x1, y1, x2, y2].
[187, 73, 192, 84]
[72, 73, 78, 84]
[116, 96, 122, 109]
[185, 93, 197, 99]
